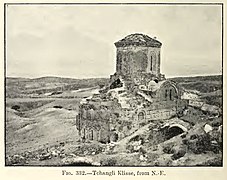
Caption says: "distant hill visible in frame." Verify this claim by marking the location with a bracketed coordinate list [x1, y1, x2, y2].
[6, 76, 109, 84]
[169, 75, 222, 93]
[6, 75, 222, 98]
[169, 75, 222, 83]
[6, 76, 109, 98]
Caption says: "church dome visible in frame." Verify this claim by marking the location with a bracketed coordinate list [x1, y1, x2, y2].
[114, 33, 162, 48]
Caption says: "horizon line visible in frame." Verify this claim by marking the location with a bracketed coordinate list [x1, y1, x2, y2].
[6, 73, 222, 80]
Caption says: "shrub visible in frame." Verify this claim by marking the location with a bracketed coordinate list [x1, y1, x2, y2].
[202, 157, 222, 166]
[11, 105, 20, 111]
[126, 144, 134, 153]
[171, 149, 186, 160]
[188, 134, 211, 154]
[163, 145, 175, 154]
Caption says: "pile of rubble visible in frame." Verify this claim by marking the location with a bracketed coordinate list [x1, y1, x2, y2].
[6, 142, 67, 165]
[6, 141, 107, 166]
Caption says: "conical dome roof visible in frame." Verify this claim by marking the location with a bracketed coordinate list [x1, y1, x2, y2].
[115, 33, 162, 48]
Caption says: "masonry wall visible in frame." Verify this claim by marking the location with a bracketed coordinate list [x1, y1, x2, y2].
[156, 84, 178, 102]
[147, 108, 177, 120]
[135, 107, 177, 122]
[77, 103, 114, 143]
[80, 120, 110, 143]
[116, 46, 161, 78]
[147, 47, 161, 76]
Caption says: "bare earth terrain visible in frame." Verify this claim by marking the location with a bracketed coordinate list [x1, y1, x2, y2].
[5, 75, 223, 166]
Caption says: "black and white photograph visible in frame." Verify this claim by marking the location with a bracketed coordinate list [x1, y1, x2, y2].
[4, 3, 223, 167]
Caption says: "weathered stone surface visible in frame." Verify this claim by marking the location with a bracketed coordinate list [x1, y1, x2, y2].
[77, 33, 186, 144]
[114, 33, 162, 48]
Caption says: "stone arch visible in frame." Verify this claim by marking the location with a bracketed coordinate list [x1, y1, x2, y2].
[98, 128, 110, 144]
[169, 124, 187, 132]
[157, 80, 179, 101]
[110, 131, 119, 142]
[138, 111, 146, 121]
[165, 124, 187, 140]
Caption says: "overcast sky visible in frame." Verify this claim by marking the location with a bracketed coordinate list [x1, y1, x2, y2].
[6, 4, 222, 78]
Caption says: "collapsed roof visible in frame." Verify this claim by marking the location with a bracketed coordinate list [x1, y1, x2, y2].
[114, 33, 162, 48]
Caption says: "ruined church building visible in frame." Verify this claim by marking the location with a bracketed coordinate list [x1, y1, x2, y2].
[76, 33, 187, 143]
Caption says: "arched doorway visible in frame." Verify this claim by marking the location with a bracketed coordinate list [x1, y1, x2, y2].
[165, 126, 185, 140]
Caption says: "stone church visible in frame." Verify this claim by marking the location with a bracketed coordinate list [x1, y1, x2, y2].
[76, 33, 188, 143]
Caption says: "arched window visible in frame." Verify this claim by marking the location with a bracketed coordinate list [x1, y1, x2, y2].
[86, 111, 91, 120]
[83, 128, 86, 139]
[150, 56, 153, 71]
[138, 112, 145, 121]
[165, 89, 168, 100]
[91, 130, 93, 140]
[170, 89, 172, 100]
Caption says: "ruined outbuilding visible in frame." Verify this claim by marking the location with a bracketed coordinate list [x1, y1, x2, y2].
[76, 33, 188, 143]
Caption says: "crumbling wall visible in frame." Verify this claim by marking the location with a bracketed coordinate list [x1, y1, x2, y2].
[157, 83, 178, 101]
[116, 46, 161, 78]
[75, 33, 190, 146]
[116, 47, 148, 76]
[133, 72, 158, 87]
[80, 120, 110, 143]
[135, 107, 177, 122]
[77, 102, 114, 143]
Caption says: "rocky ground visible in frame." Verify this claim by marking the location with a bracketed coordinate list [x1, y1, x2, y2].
[5, 75, 223, 166]
[6, 114, 222, 166]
